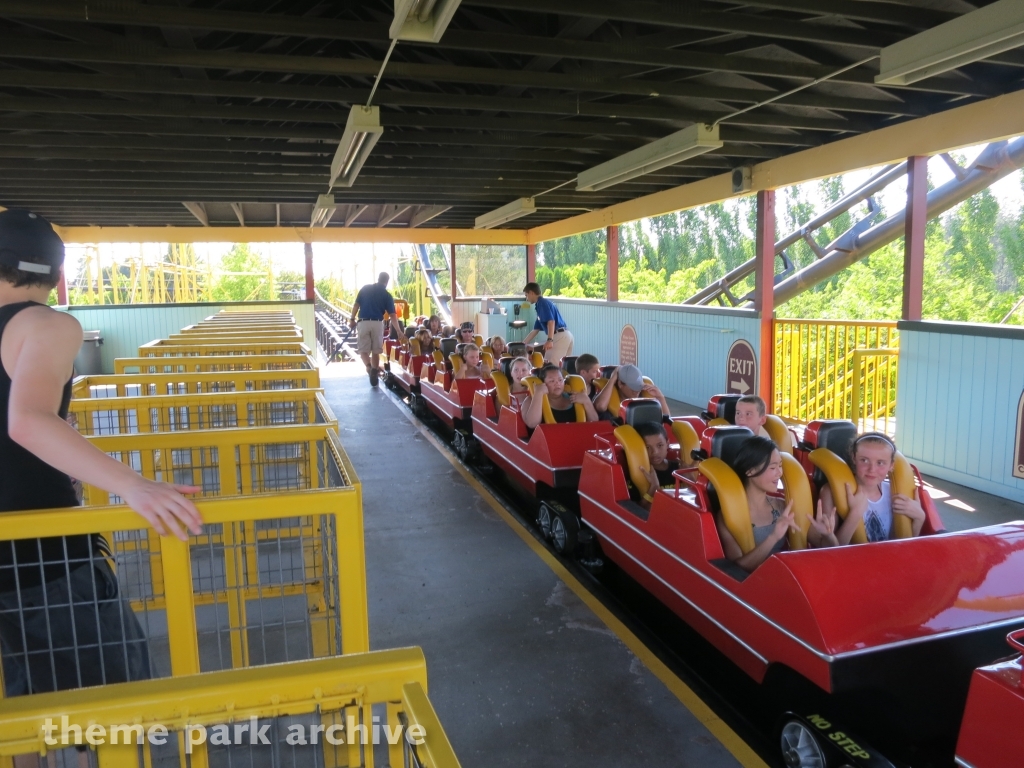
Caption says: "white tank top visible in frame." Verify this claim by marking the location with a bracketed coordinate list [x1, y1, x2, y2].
[863, 480, 893, 543]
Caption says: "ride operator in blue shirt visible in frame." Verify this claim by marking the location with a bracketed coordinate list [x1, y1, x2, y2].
[522, 282, 574, 365]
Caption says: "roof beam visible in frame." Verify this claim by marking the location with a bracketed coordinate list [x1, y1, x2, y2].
[344, 205, 369, 227]
[0, 0, 993, 94]
[230, 203, 245, 226]
[0, 93, 870, 133]
[52, 226, 530, 246]
[181, 202, 208, 226]
[377, 204, 411, 227]
[461, 0, 893, 48]
[0, 60, 930, 117]
[409, 205, 452, 228]
[708, 0, 954, 27]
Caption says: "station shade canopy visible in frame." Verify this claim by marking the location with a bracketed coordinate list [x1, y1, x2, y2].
[0, 0, 1022, 233]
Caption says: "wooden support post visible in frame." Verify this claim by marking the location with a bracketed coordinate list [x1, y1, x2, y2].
[56, 265, 68, 305]
[606, 225, 619, 302]
[526, 243, 537, 284]
[754, 189, 776, 406]
[450, 244, 458, 299]
[903, 155, 927, 321]
[304, 242, 315, 301]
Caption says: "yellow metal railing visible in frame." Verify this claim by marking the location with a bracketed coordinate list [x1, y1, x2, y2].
[774, 319, 898, 429]
[0, 648, 459, 768]
[138, 340, 312, 357]
[82, 423, 349, 503]
[73, 369, 321, 398]
[114, 353, 316, 374]
[0, 493, 368, 683]
[68, 389, 335, 436]
[850, 348, 899, 436]
[169, 329, 303, 341]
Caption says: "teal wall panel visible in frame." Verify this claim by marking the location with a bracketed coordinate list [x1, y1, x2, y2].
[550, 299, 761, 407]
[63, 301, 315, 374]
[897, 322, 1024, 503]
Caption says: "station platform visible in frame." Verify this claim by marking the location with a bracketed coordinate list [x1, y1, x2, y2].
[322, 365, 760, 768]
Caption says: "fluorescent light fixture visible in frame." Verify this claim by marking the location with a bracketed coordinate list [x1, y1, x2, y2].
[391, 0, 462, 43]
[329, 105, 383, 189]
[876, 0, 1024, 85]
[474, 198, 536, 229]
[576, 123, 723, 192]
[311, 194, 337, 227]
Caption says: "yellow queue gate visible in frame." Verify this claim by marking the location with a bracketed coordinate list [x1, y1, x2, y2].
[0, 648, 460, 768]
[67, 389, 336, 436]
[139, 340, 312, 357]
[72, 369, 322, 399]
[114, 354, 317, 375]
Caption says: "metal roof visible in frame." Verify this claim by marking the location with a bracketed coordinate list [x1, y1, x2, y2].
[0, 0, 1019, 230]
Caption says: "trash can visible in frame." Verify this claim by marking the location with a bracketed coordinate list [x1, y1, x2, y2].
[75, 330, 104, 375]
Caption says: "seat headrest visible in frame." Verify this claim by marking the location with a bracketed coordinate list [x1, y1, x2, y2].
[440, 337, 457, 357]
[456, 342, 468, 355]
[614, 425, 654, 499]
[563, 356, 579, 375]
[507, 342, 527, 358]
[619, 398, 663, 427]
[501, 357, 515, 378]
[491, 370, 512, 408]
[702, 393, 741, 422]
[707, 426, 754, 467]
[805, 420, 857, 456]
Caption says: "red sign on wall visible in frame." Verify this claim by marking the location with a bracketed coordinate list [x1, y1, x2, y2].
[1014, 390, 1024, 480]
[726, 339, 757, 396]
[619, 324, 638, 366]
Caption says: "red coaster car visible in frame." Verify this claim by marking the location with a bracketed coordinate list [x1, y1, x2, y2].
[579, 423, 1024, 767]
[471, 372, 614, 554]
[956, 629, 1024, 768]
[418, 346, 492, 437]
[387, 337, 431, 398]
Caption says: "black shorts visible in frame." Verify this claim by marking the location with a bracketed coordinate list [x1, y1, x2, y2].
[0, 560, 151, 696]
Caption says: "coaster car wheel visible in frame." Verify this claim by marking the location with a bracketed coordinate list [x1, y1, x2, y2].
[550, 507, 579, 555]
[536, 503, 553, 539]
[780, 719, 829, 768]
[453, 430, 470, 461]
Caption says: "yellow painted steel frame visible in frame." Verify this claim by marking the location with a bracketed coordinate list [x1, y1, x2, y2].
[72, 369, 321, 398]
[82, 422, 347, 503]
[0, 492, 369, 679]
[0, 648, 460, 768]
[68, 388, 336, 435]
[114, 353, 316, 374]
[91, 427, 355, 675]
[170, 330, 303, 341]
[138, 340, 312, 357]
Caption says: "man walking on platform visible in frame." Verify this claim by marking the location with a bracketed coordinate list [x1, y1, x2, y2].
[350, 271, 402, 387]
[522, 282, 573, 364]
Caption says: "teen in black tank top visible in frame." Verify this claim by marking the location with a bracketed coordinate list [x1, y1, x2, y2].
[0, 301, 97, 592]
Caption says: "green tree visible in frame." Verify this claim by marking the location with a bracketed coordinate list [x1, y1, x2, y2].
[211, 244, 274, 302]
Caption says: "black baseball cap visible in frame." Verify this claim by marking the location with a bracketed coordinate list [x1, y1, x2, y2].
[0, 209, 65, 276]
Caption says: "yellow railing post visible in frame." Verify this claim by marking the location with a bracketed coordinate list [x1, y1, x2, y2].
[161, 534, 201, 677]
